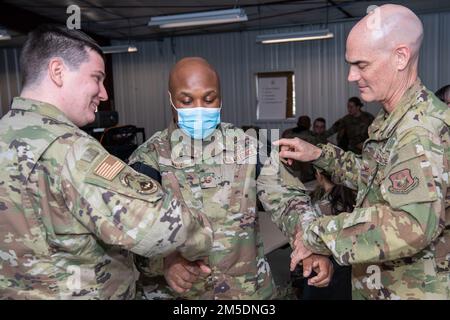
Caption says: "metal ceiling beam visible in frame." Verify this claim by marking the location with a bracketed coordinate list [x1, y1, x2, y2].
[14, 1, 320, 10]
[0, 2, 110, 45]
[0, 2, 115, 112]
[78, 0, 129, 38]
[328, 0, 354, 18]
[125, 1, 364, 42]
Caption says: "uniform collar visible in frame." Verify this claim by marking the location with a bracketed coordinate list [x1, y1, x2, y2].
[368, 79, 424, 140]
[11, 97, 77, 128]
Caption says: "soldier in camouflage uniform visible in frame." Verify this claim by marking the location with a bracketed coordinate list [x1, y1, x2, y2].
[129, 57, 333, 300]
[0, 25, 211, 299]
[324, 97, 374, 154]
[282, 116, 317, 182]
[278, 5, 450, 299]
[435, 85, 450, 107]
[282, 116, 318, 145]
[312, 118, 328, 146]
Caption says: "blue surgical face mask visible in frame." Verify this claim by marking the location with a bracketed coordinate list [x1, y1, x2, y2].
[169, 92, 221, 140]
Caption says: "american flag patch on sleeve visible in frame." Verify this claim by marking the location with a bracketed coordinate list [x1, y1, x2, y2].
[93, 155, 125, 181]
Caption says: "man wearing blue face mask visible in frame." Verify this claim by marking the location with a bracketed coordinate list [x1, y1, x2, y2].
[169, 91, 221, 140]
[128, 57, 333, 300]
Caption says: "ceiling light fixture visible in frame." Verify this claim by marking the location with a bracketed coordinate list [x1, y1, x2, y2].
[0, 29, 11, 41]
[100, 45, 138, 54]
[256, 29, 334, 44]
[148, 8, 248, 29]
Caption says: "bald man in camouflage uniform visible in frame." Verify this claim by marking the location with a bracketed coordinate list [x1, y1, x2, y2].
[278, 5, 450, 299]
[303, 82, 450, 299]
[0, 25, 211, 299]
[129, 57, 333, 300]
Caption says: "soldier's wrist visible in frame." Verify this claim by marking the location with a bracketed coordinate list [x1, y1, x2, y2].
[313, 147, 322, 161]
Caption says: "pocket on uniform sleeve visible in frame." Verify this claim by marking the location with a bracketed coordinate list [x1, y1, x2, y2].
[381, 142, 437, 209]
[84, 155, 164, 203]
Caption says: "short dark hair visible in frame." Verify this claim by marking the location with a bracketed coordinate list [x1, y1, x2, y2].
[348, 96, 363, 107]
[297, 115, 311, 129]
[20, 24, 103, 88]
[435, 85, 450, 103]
[314, 117, 326, 125]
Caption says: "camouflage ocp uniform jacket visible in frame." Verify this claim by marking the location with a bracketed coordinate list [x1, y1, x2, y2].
[0, 98, 212, 299]
[282, 128, 317, 182]
[302, 80, 450, 299]
[129, 122, 314, 300]
[325, 111, 375, 153]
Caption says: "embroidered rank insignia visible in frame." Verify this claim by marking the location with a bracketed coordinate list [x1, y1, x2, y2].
[388, 168, 419, 194]
[119, 172, 158, 194]
[94, 155, 125, 181]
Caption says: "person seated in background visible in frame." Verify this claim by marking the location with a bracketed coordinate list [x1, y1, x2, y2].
[323, 97, 374, 154]
[292, 170, 354, 300]
[435, 85, 450, 106]
[282, 116, 317, 182]
[282, 115, 316, 144]
[128, 57, 333, 300]
[312, 117, 328, 145]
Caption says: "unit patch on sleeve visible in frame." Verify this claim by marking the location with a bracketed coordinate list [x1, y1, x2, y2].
[119, 172, 159, 194]
[388, 168, 419, 194]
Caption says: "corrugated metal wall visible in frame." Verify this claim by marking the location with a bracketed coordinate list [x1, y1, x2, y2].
[111, 11, 450, 137]
[0, 47, 21, 116]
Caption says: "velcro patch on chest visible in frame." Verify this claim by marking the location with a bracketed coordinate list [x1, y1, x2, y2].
[94, 155, 125, 181]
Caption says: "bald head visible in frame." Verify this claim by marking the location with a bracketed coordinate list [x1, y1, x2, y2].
[346, 4, 424, 111]
[168, 57, 221, 124]
[169, 57, 220, 95]
[349, 4, 423, 61]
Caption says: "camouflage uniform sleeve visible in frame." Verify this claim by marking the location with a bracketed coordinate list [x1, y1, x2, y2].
[128, 140, 160, 171]
[129, 141, 165, 277]
[303, 130, 447, 264]
[313, 143, 361, 190]
[59, 135, 212, 261]
[257, 149, 319, 245]
[134, 254, 164, 278]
